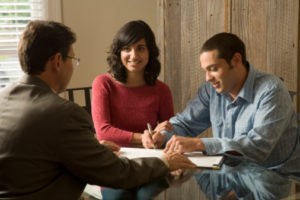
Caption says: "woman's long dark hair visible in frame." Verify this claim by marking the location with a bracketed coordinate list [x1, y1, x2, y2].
[107, 20, 160, 85]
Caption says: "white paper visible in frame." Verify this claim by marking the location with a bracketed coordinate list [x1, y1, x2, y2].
[82, 184, 102, 199]
[120, 147, 224, 169]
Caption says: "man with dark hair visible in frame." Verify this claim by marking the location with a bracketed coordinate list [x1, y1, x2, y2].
[151, 32, 300, 175]
[0, 20, 195, 200]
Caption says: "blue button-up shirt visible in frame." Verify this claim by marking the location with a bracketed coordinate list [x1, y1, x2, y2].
[165, 63, 300, 174]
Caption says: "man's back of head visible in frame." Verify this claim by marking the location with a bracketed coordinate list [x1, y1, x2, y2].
[18, 20, 76, 75]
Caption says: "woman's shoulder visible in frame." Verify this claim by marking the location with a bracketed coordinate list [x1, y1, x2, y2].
[93, 73, 112, 83]
[93, 73, 116, 85]
[92, 73, 118, 91]
[154, 79, 171, 91]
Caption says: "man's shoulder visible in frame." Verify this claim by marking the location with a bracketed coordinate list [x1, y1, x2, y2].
[46, 94, 88, 117]
[16, 84, 89, 120]
[249, 69, 291, 104]
[38, 94, 93, 131]
[254, 71, 284, 92]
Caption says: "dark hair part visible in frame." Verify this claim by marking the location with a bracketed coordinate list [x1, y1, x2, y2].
[107, 20, 160, 85]
[200, 32, 247, 66]
[18, 20, 76, 75]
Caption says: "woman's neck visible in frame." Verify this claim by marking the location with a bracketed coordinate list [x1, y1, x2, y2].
[125, 71, 146, 87]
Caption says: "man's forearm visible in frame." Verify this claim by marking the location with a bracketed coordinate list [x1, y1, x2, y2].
[195, 138, 206, 152]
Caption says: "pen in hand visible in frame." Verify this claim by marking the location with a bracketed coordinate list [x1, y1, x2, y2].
[147, 123, 156, 149]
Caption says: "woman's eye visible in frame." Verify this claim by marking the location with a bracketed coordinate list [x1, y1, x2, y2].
[122, 47, 130, 51]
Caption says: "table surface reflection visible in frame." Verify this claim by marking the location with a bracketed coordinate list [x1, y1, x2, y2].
[157, 158, 300, 200]
[81, 158, 300, 200]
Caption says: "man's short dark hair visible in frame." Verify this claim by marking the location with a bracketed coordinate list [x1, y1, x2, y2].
[200, 32, 247, 66]
[107, 20, 161, 85]
[18, 20, 76, 75]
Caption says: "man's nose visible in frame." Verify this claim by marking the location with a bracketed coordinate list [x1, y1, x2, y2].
[206, 72, 212, 82]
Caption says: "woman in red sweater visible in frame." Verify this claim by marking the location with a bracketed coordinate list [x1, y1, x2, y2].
[92, 20, 174, 149]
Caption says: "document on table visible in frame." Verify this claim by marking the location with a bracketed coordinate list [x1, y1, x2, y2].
[119, 147, 224, 169]
[82, 184, 102, 199]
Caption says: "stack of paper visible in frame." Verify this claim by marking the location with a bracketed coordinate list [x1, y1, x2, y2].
[119, 147, 224, 169]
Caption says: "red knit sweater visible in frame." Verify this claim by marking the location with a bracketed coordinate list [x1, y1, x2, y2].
[92, 74, 174, 147]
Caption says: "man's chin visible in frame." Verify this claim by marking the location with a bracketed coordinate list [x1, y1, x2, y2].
[216, 89, 228, 95]
[215, 88, 223, 94]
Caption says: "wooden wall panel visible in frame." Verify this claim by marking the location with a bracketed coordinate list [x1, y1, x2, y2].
[298, 7, 300, 113]
[180, 0, 201, 111]
[247, 1, 268, 73]
[180, 0, 226, 108]
[231, 0, 268, 73]
[159, 0, 299, 112]
[160, 0, 227, 113]
[157, 0, 165, 82]
[163, 0, 182, 114]
[266, 0, 298, 92]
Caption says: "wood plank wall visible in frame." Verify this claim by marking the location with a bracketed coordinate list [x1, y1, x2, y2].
[157, 0, 300, 114]
[156, 0, 300, 199]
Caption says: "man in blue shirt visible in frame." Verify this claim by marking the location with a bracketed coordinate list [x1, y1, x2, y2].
[146, 32, 299, 175]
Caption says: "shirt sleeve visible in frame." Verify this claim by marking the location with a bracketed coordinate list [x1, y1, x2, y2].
[164, 83, 212, 141]
[91, 76, 133, 146]
[203, 81, 296, 164]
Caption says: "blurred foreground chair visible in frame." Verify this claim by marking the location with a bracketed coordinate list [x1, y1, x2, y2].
[289, 91, 300, 102]
[288, 91, 300, 199]
[289, 91, 300, 123]
[66, 87, 92, 115]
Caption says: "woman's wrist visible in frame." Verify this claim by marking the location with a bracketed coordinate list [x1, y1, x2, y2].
[131, 133, 142, 145]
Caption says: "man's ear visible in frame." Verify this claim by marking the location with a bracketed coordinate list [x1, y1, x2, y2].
[49, 53, 63, 72]
[231, 52, 242, 66]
